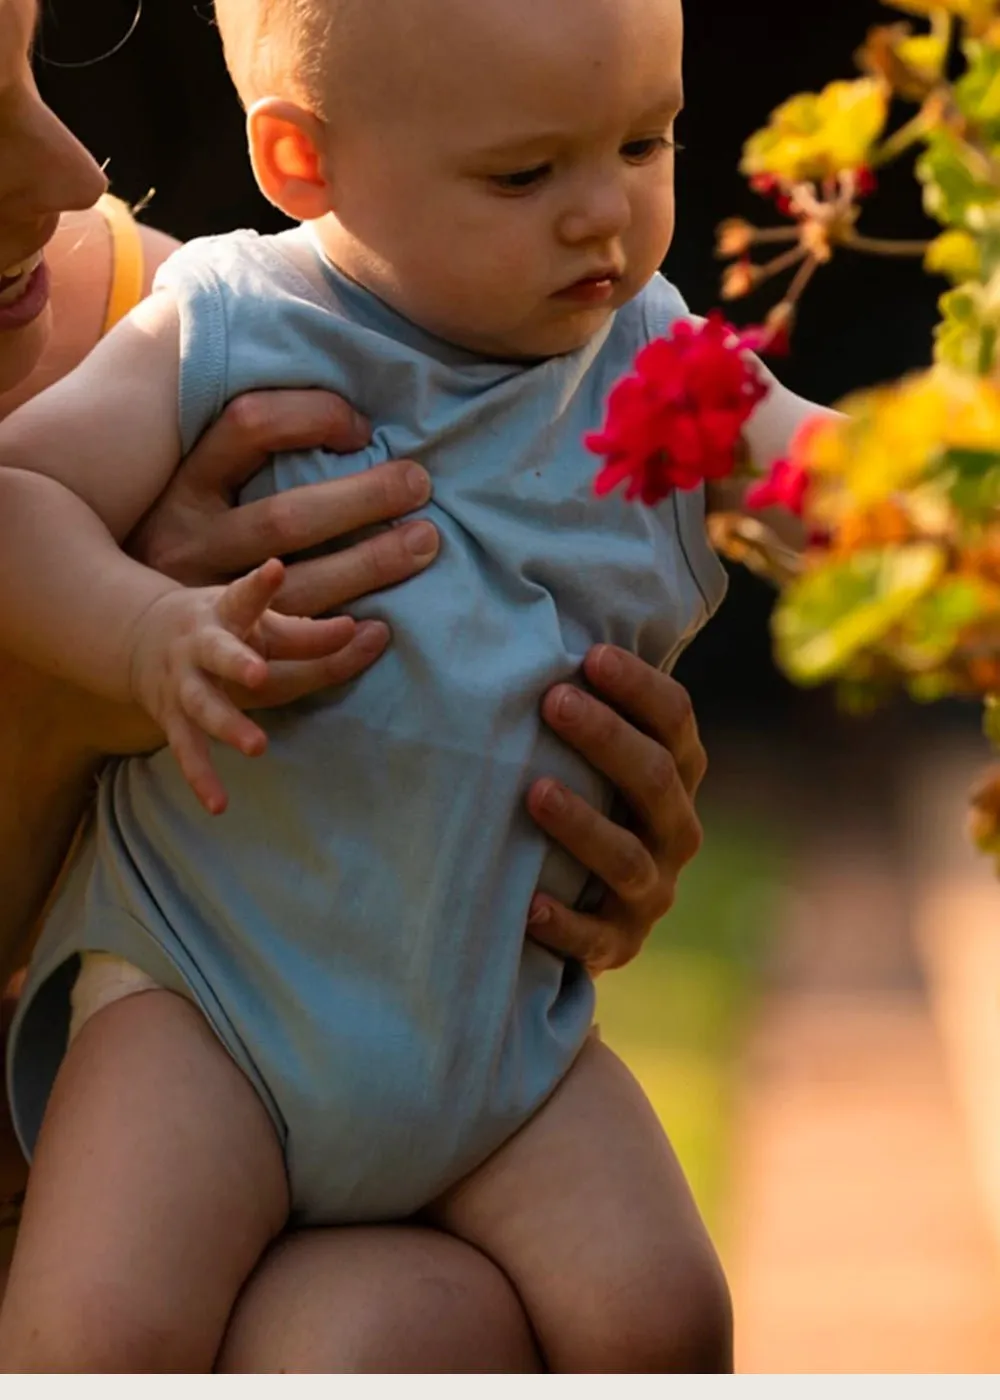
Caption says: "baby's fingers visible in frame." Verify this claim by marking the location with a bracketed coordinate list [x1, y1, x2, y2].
[164, 713, 230, 817]
[259, 612, 357, 662]
[217, 558, 287, 634]
[179, 672, 268, 760]
[197, 629, 270, 692]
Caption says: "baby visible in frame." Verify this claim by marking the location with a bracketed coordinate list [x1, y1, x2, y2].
[0, 0, 822, 1372]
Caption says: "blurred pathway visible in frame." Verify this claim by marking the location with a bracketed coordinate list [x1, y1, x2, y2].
[718, 737, 1000, 1373]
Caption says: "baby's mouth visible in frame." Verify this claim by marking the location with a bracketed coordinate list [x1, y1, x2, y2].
[0, 253, 44, 307]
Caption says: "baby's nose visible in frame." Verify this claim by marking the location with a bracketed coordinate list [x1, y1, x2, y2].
[557, 181, 632, 246]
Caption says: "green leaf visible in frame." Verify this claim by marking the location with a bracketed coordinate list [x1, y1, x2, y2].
[955, 40, 1000, 145]
[908, 670, 959, 704]
[918, 128, 1000, 229]
[773, 544, 947, 685]
[978, 228, 1000, 280]
[938, 446, 1000, 517]
[890, 577, 989, 668]
[939, 447, 1000, 475]
[934, 283, 992, 373]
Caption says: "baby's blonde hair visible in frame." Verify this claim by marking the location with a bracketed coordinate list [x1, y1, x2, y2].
[215, 0, 344, 115]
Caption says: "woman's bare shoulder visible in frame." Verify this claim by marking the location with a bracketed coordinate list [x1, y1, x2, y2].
[0, 208, 180, 422]
[139, 222, 181, 296]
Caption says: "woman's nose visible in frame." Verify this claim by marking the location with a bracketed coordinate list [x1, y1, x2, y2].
[18, 91, 108, 219]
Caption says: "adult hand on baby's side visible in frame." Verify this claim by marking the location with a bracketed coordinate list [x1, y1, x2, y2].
[528, 648, 706, 976]
[127, 389, 440, 720]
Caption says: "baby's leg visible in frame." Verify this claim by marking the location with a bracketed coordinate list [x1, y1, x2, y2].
[0, 985, 287, 1371]
[429, 1038, 732, 1373]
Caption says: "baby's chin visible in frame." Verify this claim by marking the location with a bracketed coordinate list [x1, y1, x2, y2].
[0, 305, 53, 396]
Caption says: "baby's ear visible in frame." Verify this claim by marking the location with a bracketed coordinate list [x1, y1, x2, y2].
[248, 99, 334, 221]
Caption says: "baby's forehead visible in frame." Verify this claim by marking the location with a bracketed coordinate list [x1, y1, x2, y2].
[364, 0, 681, 64]
[339, 0, 683, 130]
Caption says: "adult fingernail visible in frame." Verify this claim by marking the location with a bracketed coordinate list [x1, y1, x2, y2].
[352, 411, 372, 438]
[557, 689, 585, 724]
[405, 464, 432, 503]
[528, 899, 551, 926]
[597, 647, 623, 684]
[540, 781, 567, 814]
[356, 621, 389, 652]
[402, 521, 437, 560]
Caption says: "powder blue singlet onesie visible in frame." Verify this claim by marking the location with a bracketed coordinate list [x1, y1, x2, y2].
[8, 227, 727, 1225]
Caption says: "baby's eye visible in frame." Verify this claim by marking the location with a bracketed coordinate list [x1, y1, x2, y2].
[621, 137, 677, 163]
[489, 164, 552, 194]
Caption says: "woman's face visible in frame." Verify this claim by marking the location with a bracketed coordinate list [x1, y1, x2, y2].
[0, 0, 107, 393]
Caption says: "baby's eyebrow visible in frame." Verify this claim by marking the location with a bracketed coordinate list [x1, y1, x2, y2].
[640, 85, 685, 118]
[468, 85, 686, 161]
[469, 133, 566, 161]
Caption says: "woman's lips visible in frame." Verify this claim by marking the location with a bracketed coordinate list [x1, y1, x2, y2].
[0, 260, 51, 331]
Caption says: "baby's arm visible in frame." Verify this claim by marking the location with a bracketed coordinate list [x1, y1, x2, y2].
[678, 314, 841, 522]
[742, 358, 841, 479]
[706, 359, 844, 545]
[0, 296, 345, 813]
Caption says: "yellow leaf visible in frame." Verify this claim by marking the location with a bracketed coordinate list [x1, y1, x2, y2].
[925, 229, 983, 281]
[741, 78, 889, 184]
[792, 367, 1000, 509]
[897, 32, 950, 81]
[891, 0, 999, 34]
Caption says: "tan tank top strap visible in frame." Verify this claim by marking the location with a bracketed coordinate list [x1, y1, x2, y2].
[96, 193, 146, 335]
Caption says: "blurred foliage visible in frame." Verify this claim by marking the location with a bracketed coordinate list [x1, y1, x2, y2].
[714, 2, 1000, 866]
[597, 807, 789, 1236]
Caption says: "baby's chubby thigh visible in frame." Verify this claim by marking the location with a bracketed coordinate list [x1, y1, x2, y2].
[0, 979, 287, 1371]
[425, 1037, 734, 1373]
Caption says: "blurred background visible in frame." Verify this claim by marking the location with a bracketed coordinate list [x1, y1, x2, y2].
[35, 0, 1000, 1371]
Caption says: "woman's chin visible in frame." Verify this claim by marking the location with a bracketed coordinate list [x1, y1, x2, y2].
[0, 304, 53, 397]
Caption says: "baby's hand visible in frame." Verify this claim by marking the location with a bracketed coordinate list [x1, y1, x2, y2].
[129, 559, 351, 815]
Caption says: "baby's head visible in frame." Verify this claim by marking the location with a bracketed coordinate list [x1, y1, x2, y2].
[216, 0, 684, 360]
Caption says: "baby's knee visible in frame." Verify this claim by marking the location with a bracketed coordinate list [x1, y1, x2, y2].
[560, 1244, 734, 1373]
[648, 1249, 734, 1373]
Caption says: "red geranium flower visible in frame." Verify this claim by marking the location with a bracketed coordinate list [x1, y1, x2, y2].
[745, 457, 809, 516]
[586, 313, 770, 506]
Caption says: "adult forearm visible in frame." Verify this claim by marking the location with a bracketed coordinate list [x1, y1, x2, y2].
[0, 659, 102, 985]
[0, 470, 178, 702]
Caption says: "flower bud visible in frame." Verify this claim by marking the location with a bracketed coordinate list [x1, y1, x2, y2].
[716, 219, 755, 258]
[722, 259, 757, 300]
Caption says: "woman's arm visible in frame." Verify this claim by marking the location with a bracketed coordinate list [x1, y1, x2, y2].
[0, 661, 109, 987]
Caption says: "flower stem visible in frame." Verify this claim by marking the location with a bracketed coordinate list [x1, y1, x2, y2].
[784, 254, 821, 307]
[871, 108, 935, 169]
[931, 12, 953, 51]
[757, 244, 809, 282]
[752, 227, 801, 244]
[840, 230, 931, 257]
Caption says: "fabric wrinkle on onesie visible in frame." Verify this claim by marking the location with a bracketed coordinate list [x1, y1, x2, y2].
[7, 227, 728, 1225]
